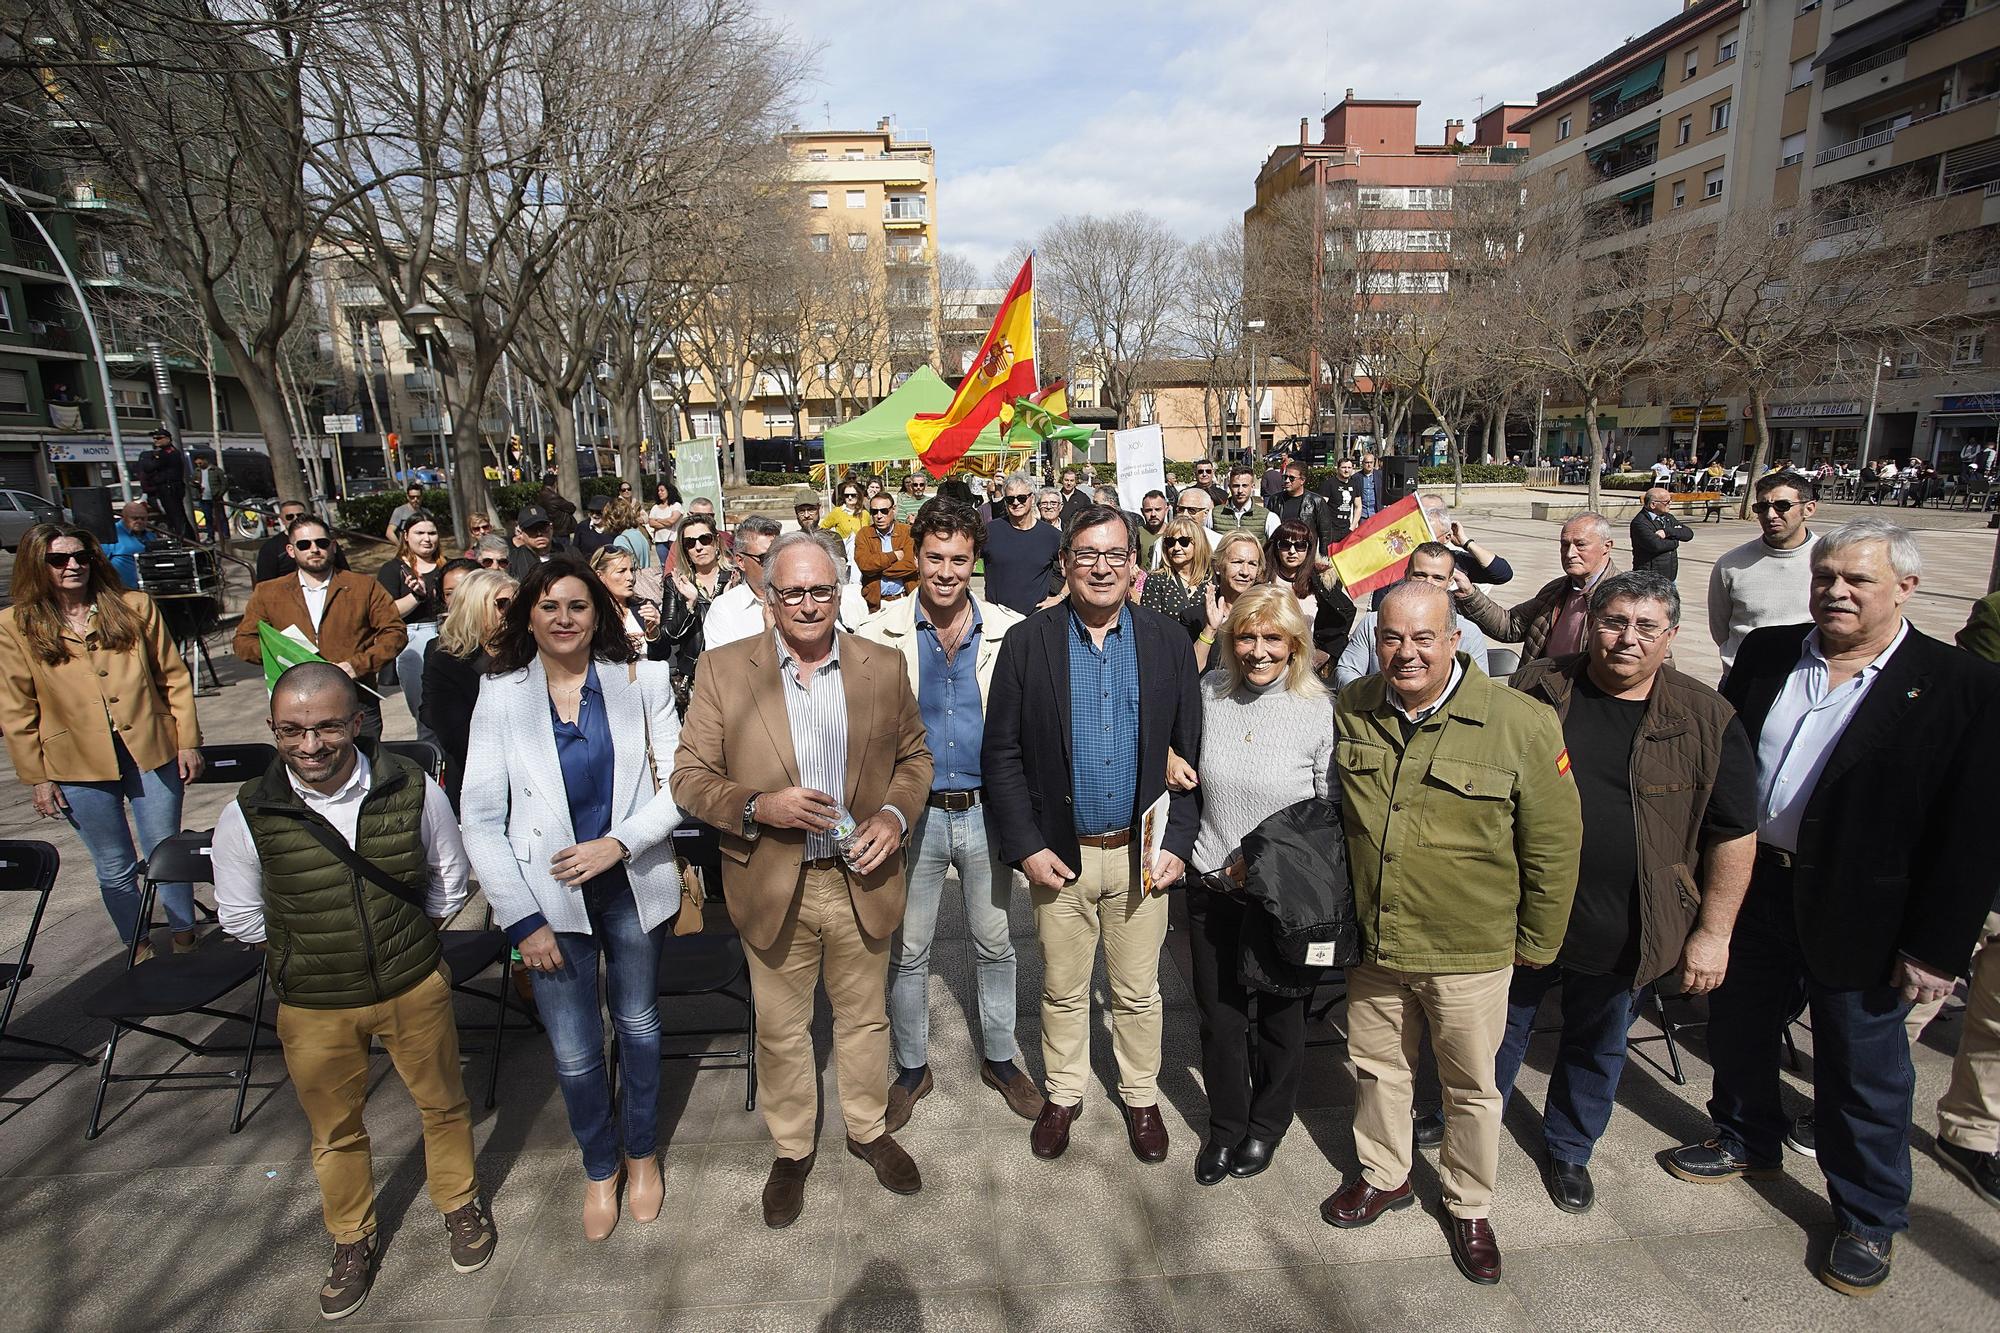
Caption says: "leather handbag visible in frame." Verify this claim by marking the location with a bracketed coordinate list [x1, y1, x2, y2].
[631, 660, 703, 936]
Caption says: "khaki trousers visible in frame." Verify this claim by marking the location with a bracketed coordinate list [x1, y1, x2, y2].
[1932, 911, 2000, 1153]
[743, 864, 890, 1158]
[276, 964, 478, 1244]
[1031, 841, 1170, 1107]
[1348, 961, 1512, 1219]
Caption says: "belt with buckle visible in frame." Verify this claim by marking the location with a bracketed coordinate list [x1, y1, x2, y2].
[1758, 846, 1795, 868]
[1076, 827, 1132, 850]
[926, 789, 981, 812]
[804, 855, 844, 871]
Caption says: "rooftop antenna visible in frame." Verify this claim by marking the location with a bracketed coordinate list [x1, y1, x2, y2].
[823, 100, 832, 127]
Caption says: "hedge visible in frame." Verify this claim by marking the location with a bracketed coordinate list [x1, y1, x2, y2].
[1417, 464, 1526, 484]
[748, 470, 811, 487]
[1601, 473, 1656, 491]
[337, 486, 449, 539]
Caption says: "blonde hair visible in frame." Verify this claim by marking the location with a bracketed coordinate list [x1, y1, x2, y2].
[1218, 585, 1326, 699]
[1158, 517, 1212, 584]
[437, 569, 516, 657]
[1213, 530, 1267, 585]
[589, 544, 634, 580]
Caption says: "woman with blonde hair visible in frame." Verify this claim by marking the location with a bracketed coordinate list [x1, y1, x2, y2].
[0, 524, 203, 958]
[1192, 530, 1266, 670]
[604, 498, 655, 570]
[659, 510, 736, 714]
[1176, 585, 1335, 1184]
[1139, 517, 1210, 630]
[421, 568, 516, 811]
[589, 545, 664, 660]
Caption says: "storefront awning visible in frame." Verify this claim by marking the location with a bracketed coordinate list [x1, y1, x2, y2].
[1813, 0, 1949, 68]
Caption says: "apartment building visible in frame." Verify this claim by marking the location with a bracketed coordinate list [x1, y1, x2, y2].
[1510, 0, 1769, 465]
[667, 120, 943, 443]
[1245, 93, 1531, 449]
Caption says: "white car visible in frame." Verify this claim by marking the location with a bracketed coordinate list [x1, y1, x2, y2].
[0, 489, 67, 551]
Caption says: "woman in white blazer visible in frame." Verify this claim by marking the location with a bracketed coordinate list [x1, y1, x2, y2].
[460, 556, 682, 1242]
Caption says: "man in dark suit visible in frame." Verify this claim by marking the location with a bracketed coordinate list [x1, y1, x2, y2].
[1663, 517, 2000, 1298]
[983, 503, 1201, 1164]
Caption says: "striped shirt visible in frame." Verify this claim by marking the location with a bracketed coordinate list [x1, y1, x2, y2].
[775, 630, 850, 859]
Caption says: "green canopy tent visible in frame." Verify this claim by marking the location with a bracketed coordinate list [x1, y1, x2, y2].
[821, 366, 1010, 466]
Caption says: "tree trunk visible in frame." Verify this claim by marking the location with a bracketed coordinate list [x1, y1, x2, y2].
[1738, 386, 1773, 520]
[236, 354, 307, 505]
[1582, 390, 1606, 514]
[614, 389, 644, 484]
[726, 397, 749, 484]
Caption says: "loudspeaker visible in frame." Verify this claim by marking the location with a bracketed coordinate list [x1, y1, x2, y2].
[68, 486, 115, 542]
[1382, 456, 1420, 504]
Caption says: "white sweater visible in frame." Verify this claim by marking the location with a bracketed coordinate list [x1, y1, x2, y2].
[1708, 532, 1820, 668]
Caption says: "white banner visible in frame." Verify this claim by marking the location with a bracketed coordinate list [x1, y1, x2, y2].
[1112, 424, 1165, 514]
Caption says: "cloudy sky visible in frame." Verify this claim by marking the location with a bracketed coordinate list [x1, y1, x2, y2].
[766, 0, 1667, 277]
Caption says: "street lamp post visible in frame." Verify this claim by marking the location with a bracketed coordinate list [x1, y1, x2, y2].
[405, 301, 459, 540]
[1857, 347, 1892, 474]
[1244, 318, 1265, 465]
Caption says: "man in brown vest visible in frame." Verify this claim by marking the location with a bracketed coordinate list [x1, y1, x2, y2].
[852, 491, 918, 611]
[1503, 571, 1759, 1214]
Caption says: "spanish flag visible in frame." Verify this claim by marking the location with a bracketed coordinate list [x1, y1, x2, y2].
[1328, 495, 1437, 600]
[907, 255, 1036, 477]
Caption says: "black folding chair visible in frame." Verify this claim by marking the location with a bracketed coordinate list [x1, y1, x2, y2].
[81, 830, 276, 1139]
[0, 841, 92, 1065]
[181, 744, 278, 926]
[438, 921, 535, 1110]
[381, 739, 444, 779]
[656, 929, 757, 1111]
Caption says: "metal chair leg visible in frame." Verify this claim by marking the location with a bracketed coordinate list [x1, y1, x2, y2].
[1653, 991, 1687, 1087]
[485, 954, 512, 1111]
[230, 968, 270, 1133]
[85, 1024, 124, 1140]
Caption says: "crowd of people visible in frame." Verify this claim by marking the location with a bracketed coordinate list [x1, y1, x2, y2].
[0, 455, 1996, 1319]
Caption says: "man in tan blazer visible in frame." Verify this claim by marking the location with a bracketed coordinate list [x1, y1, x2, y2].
[672, 530, 933, 1229]
[233, 517, 405, 738]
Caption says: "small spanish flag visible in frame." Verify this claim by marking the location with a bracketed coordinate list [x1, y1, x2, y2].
[1328, 495, 1437, 600]
[1555, 748, 1572, 777]
[907, 255, 1037, 477]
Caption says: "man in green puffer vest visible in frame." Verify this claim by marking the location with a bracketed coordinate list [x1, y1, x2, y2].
[212, 662, 494, 1322]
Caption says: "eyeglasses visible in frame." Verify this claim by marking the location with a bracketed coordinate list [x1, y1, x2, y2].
[43, 550, 88, 568]
[1163, 536, 1192, 549]
[1038, 500, 1060, 509]
[495, 596, 512, 610]
[868, 505, 895, 515]
[773, 583, 837, 606]
[272, 720, 353, 744]
[1175, 504, 1210, 517]
[477, 556, 508, 568]
[291, 537, 332, 550]
[1066, 548, 1132, 568]
[1004, 494, 1031, 505]
[685, 533, 717, 548]
[1593, 616, 1671, 643]
[1277, 539, 1309, 552]
[1751, 500, 1800, 515]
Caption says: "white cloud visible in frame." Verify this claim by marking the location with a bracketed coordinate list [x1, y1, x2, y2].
[765, 0, 1667, 272]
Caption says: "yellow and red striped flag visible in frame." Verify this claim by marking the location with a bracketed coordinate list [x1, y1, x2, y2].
[1327, 495, 1437, 600]
[907, 255, 1036, 477]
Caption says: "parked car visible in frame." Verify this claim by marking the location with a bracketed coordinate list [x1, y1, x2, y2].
[0, 489, 66, 551]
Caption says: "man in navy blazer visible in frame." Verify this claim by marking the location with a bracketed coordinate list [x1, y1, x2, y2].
[984, 503, 1201, 1164]
[1663, 517, 2000, 1297]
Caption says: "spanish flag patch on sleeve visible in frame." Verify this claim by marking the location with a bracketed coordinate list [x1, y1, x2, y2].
[1555, 748, 1572, 777]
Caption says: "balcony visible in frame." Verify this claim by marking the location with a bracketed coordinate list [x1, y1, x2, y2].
[1825, 43, 1908, 89]
[1588, 84, 1663, 130]
[338, 281, 387, 309]
[1587, 126, 1661, 184]
[886, 286, 932, 310]
[1817, 126, 1898, 165]
[404, 369, 441, 391]
[885, 249, 929, 268]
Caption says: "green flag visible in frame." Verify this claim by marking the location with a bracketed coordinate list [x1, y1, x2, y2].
[257, 621, 328, 691]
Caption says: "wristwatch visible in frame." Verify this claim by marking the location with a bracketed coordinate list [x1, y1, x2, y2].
[742, 794, 762, 842]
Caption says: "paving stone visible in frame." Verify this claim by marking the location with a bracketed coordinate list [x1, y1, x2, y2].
[999, 1277, 1182, 1333]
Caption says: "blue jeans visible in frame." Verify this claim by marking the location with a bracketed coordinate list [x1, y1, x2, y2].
[529, 872, 666, 1180]
[1706, 855, 1915, 1243]
[396, 621, 439, 747]
[1493, 964, 1640, 1166]
[60, 736, 192, 942]
[888, 803, 1017, 1067]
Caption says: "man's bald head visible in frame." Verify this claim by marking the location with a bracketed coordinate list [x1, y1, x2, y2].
[1377, 578, 1453, 633]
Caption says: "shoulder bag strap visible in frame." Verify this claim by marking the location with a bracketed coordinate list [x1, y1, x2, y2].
[629, 660, 660, 792]
[290, 814, 431, 914]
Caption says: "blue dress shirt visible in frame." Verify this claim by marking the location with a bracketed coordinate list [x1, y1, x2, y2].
[917, 603, 984, 791]
[506, 661, 623, 946]
[1067, 605, 1140, 835]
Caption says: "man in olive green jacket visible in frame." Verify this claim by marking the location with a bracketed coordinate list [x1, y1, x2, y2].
[1320, 580, 1580, 1288]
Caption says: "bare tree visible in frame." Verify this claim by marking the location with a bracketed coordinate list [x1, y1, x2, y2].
[1031, 212, 1186, 427]
[1173, 228, 1245, 459]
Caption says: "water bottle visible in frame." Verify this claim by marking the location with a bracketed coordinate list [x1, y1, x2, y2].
[829, 802, 860, 867]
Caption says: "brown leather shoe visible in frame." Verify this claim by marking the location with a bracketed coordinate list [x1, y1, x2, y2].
[847, 1134, 922, 1194]
[1121, 1102, 1170, 1163]
[762, 1154, 814, 1229]
[885, 1067, 934, 1133]
[582, 1166, 622, 1243]
[1448, 1216, 1501, 1285]
[1320, 1176, 1415, 1228]
[982, 1062, 1044, 1120]
[1031, 1100, 1081, 1159]
[626, 1154, 663, 1223]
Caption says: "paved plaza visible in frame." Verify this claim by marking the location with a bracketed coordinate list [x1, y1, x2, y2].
[0, 504, 1995, 1330]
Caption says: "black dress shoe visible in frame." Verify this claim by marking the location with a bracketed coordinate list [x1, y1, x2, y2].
[1413, 1108, 1445, 1150]
[1818, 1228, 1892, 1297]
[1541, 1157, 1594, 1213]
[1228, 1135, 1279, 1179]
[1195, 1139, 1234, 1186]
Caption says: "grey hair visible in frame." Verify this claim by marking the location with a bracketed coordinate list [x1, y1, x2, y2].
[1815, 516, 1923, 580]
[1037, 487, 1061, 504]
[1002, 471, 1034, 495]
[761, 530, 843, 599]
[1561, 511, 1613, 542]
[473, 533, 512, 559]
[733, 514, 782, 545]
[1092, 485, 1120, 505]
[1589, 570, 1682, 628]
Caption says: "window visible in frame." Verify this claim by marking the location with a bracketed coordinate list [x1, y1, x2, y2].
[1797, 0, 1819, 12]
[1406, 186, 1452, 209]
[1704, 167, 1724, 199]
[847, 233, 867, 251]
[1673, 180, 1687, 208]
[1399, 271, 1449, 294]
[1780, 132, 1806, 168]
[1894, 346, 1921, 376]
[1955, 332, 1987, 366]
[0, 287, 11, 332]
[691, 412, 721, 435]
[851, 361, 871, 384]
[1358, 271, 1397, 294]
[1717, 29, 1738, 63]
[814, 322, 835, 338]
[1710, 100, 1731, 133]
[807, 150, 826, 161]
[1358, 186, 1390, 208]
[1557, 115, 1572, 140]
[844, 189, 866, 209]
[808, 190, 828, 209]
[1684, 49, 1698, 80]
[0, 368, 28, 413]
[109, 381, 151, 418]
[1789, 56, 1813, 90]
[1553, 168, 1570, 192]
[1677, 115, 1692, 146]
[1138, 393, 1155, 425]
[809, 233, 830, 253]
[842, 148, 863, 160]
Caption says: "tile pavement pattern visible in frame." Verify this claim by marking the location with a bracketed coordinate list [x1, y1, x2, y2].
[0, 511, 1995, 1330]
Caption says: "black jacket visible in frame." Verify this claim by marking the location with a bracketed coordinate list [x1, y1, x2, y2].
[1236, 796, 1357, 996]
[419, 641, 485, 811]
[983, 602, 1202, 869]
[1725, 623, 2000, 986]
[1629, 509, 1695, 579]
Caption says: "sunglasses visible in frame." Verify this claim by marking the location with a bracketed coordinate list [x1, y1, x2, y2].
[478, 556, 508, 568]
[1163, 536, 1192, 549]
[1278, 540, 1309, 552]
[1176, 505, 1209, 517]
[495, 596, 513, 610]
[774, 584, 837, 606]
[685, 533, 717, 548]
[44, 550, 88, 568]
[291, 537, 333, 550]
[1004, 495, 1031, 505]
[869, 505, 895, 515]
[1751, 500, 1800, 515]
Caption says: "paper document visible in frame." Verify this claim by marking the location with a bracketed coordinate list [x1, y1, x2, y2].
[1138, 789, 1170, 894]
